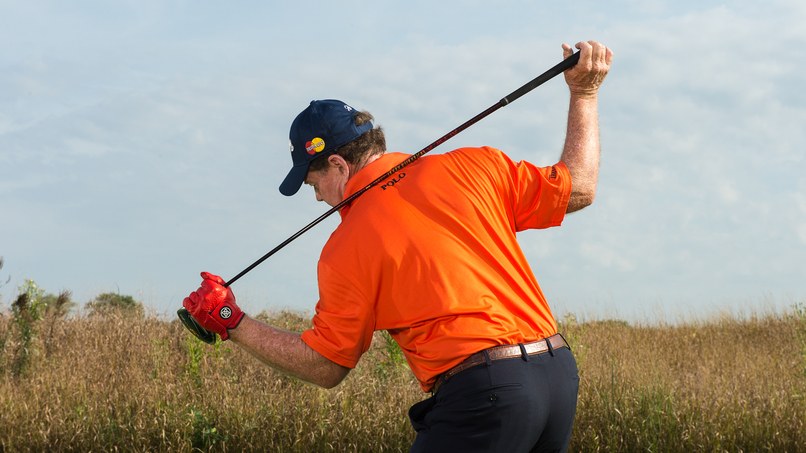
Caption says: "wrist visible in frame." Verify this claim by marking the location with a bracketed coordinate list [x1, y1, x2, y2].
[226, 314, 250, 342]
[569, 90, 599, 101]
[217, 305, 245, 340]
[228, 310, 245, 331]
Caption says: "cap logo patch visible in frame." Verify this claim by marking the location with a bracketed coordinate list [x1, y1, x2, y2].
[305, 137, 326, 155]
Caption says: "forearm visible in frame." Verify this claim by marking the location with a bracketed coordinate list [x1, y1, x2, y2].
[561, 93, 600, 213]
[229, 316, 350, 388]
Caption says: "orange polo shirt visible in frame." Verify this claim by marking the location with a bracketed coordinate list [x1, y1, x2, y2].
[300, 147, 572, 391]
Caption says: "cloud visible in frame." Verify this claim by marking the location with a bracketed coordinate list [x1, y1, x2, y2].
[2, 0, 804, 320]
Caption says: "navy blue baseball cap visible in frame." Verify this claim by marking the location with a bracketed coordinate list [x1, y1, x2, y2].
[279, 99, 373, 196]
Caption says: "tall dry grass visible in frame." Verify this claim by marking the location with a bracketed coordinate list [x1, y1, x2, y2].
[0, 307, 803, 452]
[564, 311, 806, 451]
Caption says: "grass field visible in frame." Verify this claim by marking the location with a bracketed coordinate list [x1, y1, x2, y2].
[0, 306, 804, 452]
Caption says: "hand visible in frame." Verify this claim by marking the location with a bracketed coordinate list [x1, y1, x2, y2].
[182, 272, 245, 340]
[562, 41, 613, 98]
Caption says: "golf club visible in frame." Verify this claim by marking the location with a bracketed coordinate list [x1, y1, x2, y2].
[179, 50, 581, 343]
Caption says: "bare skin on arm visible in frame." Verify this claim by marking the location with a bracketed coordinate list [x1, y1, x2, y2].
[229, 316, 350, 388]
[560, 40, 614, 213]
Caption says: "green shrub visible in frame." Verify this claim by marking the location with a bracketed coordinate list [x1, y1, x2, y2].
[10, 280, 47, 377]
[86, 292, 144, 317]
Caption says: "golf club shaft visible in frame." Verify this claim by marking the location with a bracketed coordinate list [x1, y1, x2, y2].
[224, 51, 580, 287]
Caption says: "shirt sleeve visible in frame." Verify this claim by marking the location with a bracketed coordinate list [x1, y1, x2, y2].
[508, 159, 572, 231]
[300, 260, 375, 369]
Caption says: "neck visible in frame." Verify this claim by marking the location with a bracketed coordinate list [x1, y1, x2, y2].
[349, 151, 383, 175]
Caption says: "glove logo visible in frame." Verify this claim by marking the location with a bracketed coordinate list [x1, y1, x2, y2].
[219, 306, 233, 319]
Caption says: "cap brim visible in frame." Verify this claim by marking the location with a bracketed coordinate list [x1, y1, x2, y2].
[279, 164, 308, 196]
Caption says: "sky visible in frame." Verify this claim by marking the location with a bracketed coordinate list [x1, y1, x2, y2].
[1, 0, 804, 323]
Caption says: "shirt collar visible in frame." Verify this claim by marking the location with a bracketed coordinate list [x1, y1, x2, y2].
[339, 152, 410, 218]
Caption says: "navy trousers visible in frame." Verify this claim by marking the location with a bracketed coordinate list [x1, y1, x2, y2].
[409, 346, 579, 453]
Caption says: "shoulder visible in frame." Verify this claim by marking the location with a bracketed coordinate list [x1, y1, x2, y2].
[440, 146, 513, 172]
[446, 146, 507, 161]
[440, 146, 517, 183]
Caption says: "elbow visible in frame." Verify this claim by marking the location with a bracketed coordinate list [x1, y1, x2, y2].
[579, 189, 596, 207]
[566, 166, 598, 212]
[566, 172, 597, 213]
[567, 189, 596, 213]
[312, 364, 350, 389]
[318, 376, 343, 389]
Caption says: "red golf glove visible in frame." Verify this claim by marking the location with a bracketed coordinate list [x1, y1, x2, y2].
[182, 272, 245, 340]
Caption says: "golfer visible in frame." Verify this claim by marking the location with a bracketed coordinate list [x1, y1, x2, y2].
[183, 40, 612, 452]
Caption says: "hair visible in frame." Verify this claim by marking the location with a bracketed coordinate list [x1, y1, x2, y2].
[308, 110, 386, 173]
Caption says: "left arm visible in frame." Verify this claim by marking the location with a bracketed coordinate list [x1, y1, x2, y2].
[559, 41, 613, 213]
[562, 94, 601, 212]
[181, 272, 350, 389]
[230, 316, 350, 389]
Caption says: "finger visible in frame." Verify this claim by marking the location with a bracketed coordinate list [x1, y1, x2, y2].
[575, 41, 593, 68]
[200, 279, 224, 293]
[186, 294, 207, 317]
[182, 296, 195, 310]
[605, 46, 614, 66]
[561, 43, 573, 58]
[588, 40, 605, 65]
[200, 271, 226, 285]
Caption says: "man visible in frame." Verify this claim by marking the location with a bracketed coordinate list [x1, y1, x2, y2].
[183, 40, 613, 452]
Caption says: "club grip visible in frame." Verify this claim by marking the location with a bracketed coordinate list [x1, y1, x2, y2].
[177, 308, 217, 344]
[500, 51, 580, 106]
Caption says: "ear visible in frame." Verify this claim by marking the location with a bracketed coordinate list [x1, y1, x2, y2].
[327, 154, 350, 175]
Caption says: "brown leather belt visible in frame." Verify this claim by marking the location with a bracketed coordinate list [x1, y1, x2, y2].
[431, 333, 569, 394]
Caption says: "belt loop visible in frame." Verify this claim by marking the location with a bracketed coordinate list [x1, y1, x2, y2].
[518, 343, 529, 361]
[545, 337, 555, 357]
[558, 332, 571, 352]
[482, 349, 492, 367]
